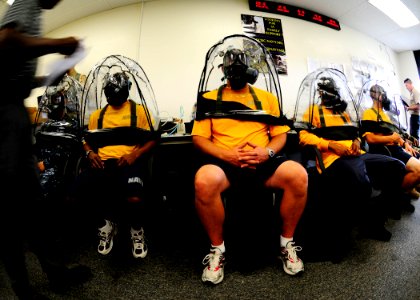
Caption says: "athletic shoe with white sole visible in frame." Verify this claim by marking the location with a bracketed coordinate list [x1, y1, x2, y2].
[97, 220, 117, 255]
[131, 227, 148, 259]
[279, 241, 304, 276]
[201, 248, 225, 284]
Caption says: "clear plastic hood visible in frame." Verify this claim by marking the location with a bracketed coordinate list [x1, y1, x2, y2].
[195, 34, 288, 125]
[356, 79, 408, 134]
[81, 54, 160, 132]
[35, 74, 83, 139]
[293, 68, 359, 140]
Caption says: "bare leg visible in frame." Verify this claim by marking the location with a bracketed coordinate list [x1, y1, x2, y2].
[194, 165, 230, 246]
[402, 157, 420, 189]
[265, 161, 308, 238]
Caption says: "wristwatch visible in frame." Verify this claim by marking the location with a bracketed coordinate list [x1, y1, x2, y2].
[85, 149, 93, 158]
[267, 147, 276, 158]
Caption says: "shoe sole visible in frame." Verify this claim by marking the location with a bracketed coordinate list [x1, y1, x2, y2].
[98, 239, 113, 255]
[131, 232, 147, 258]
[282, 264, 304, 276]
[202, 276, 224, 285]
[133, 248, 148, 259]
[280, 257, 304, 276]
[202, 269, 224, 284]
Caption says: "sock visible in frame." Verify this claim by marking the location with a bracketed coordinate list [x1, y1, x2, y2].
[211, 241, 225, 253]
[280, 236, 293, 248]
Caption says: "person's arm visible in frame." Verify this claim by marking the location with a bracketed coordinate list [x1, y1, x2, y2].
[413, 89, 420, 107]
[299, 130, 330, 152]
[193, 135, 251, 168]
[117, 140, 157, 167]
[84, 112, 104, 169]
[0, 27, 79, 59]
[403, 141, 418, 157]
[266, 132, 287, 154]
[407, 89, 420, 111]
[83, 141, 103, 169]
[300, 129, 355, 157]
[237, 133, 287, 169]
[364, 132, 403, 146]
[407, 103, 420, 112]
[193, 135, 231, 161]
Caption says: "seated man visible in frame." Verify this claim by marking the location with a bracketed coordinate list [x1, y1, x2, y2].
[362, 84, 420, 203]
[81, 72, 156, 259]
[299, 77, 406, 242]
[192, 48, 308, 285]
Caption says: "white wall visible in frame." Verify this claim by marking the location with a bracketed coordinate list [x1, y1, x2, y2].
[28, 0, 414, 121]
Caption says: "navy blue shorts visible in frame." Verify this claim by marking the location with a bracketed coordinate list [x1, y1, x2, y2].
[196, 154, 288, 189]
[102, 159, 147, 199]
[75, 158, 148, 204]
[385, 145, 413, 165]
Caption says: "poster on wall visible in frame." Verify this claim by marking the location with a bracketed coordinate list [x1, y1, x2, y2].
[241, 14, 287, 75]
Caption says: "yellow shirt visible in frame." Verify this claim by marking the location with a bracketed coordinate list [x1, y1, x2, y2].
[192, 85, 289, 150]
[361, 107, 393, 139]
[299, 104, 361, 172]
[362, 107, 392, 123]
[88, 100, 152, 160]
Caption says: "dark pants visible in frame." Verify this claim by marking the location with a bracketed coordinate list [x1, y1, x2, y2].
[72, 158, 149, 229]
[0, 103, 63, 293]
[323, 153, 405, 229]
[410, 114, 419, 140]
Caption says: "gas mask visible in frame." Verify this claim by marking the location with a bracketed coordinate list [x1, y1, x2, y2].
[318, 77, 347, 113]
[370, 84, 390, 111]
[48, 91, 66, 120]
[104, 72, 131, 106]
[223, 48, 258, 90]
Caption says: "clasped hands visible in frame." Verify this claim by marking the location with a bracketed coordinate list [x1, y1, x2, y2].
[328, 139, 361, 157]
[87, 151, 138, 169]
[228, 142, 270, 169]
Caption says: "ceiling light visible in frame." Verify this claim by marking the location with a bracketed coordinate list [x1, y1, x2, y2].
[368, 0, 419, 28]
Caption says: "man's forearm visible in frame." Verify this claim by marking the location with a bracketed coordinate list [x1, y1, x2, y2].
[0, 28, 77, 59]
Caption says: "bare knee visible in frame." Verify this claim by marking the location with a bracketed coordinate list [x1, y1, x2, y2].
[406, 158, 420, 181]
[195, 165, 227, 204]
[274, 161, 308, 197]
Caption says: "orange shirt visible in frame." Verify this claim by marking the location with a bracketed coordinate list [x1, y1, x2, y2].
[192, 85, 289, 150]
[299, 104, 362, 172]
[361, 107, 393, 140]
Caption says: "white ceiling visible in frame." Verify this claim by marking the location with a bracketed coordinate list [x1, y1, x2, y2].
[276, 0, 420, 52]
[0, 0, 419, 53]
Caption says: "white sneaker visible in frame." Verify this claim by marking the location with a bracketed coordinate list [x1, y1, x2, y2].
[201, 248, 225, 284]
[131, 227, 148, 259]
[98, 220, 117, 255]
[280, 241, 304, 275]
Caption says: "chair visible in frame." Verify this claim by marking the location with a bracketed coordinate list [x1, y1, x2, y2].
[296, 144, 355, 263]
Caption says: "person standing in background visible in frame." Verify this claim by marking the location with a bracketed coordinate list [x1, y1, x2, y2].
[404, 78, 420, 140]
[66, 66, 87, 86]
[0, 1, 90, 299]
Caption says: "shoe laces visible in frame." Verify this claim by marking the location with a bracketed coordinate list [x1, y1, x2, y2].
[98, 224, 113, 242]
[98, 232, 110, 244]
[202, 250, 224, 271]
[284, 242, 302, 264]
[131, 228, 145, 244]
